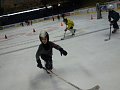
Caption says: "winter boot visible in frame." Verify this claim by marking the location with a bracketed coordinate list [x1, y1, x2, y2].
[112, 29, 117, 33]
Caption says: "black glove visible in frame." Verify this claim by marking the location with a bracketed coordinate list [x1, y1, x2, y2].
[64, 28, 67, 31]
[59, 48, 67, 56]
[37, 59, 43, 69]
[110, 20, 114, 25]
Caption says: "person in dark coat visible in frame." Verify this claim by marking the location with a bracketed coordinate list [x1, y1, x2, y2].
[108, 4, 120, 33]
[36, 30, 67, 70]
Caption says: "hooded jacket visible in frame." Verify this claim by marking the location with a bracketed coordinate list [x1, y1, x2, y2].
[108, 10, 120, 22]
[36, 32, 62, 60]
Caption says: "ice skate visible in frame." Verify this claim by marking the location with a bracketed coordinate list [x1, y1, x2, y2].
[112, 29, 118, 33]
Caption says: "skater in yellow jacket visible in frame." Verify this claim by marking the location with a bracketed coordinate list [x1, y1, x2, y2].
[63, 18, 76, 35]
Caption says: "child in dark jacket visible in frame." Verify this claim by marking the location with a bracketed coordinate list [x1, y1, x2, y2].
[36, 30, 67, 70]
[108, 4, 119, 33]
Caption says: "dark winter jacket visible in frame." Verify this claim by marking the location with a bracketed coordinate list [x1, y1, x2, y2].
[36, 41, 62, 60]
[108, 10, 120, 22]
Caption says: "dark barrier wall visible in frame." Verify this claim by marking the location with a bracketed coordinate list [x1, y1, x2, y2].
[0, 2, 78, 26]
[0, 9, 45, 26]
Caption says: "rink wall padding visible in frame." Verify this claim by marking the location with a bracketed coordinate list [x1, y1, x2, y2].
[0, 7, 97, 30]
[1, 5, 120, 30]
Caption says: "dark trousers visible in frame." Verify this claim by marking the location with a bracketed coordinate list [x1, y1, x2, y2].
[41, 54, 53, 70]
[112, 21, 119, 29]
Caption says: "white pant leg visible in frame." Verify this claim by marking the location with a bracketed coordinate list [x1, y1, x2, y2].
[69, 29, 76, 34]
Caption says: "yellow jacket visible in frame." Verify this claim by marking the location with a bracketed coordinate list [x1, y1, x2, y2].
[66, 19, 74, 30]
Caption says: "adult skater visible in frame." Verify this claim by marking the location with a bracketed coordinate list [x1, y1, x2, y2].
[36, 30, 67, 70]
[108, 4, 119, 33]
[63, 18, 76, 35]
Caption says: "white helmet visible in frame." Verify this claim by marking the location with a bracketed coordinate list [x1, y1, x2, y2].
[107, 4, 114, 10]
[39, 30, 47, 38]
[39, 30, 49, 41]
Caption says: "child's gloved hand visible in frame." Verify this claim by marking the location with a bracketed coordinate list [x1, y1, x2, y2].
[59, 48, 68, 56]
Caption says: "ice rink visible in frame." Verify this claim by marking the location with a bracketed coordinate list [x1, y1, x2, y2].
[0, 12, 120, 90]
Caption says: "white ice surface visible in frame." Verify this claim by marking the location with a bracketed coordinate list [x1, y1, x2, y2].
[0, 12, 120, 90]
